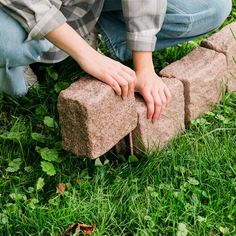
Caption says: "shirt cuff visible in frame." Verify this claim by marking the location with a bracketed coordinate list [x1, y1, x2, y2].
[26, 6, 67, 41]
[126, 32, 157, 51]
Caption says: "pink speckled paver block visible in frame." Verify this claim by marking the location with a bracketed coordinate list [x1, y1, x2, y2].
[57, 76, 138, 159]
[132, 78, 185, 154]
[160, 47, 227, 122]
[201, 22, 236, 91]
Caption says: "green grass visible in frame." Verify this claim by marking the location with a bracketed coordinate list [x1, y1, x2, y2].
[0, 92, 235, 235]
[0, 3, 236, 236]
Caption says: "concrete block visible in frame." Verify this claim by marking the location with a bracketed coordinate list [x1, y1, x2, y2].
[132, 78, 185, 154]
[201, 22, 236, 91]
[57, 76, 138, 159]
[160, 47, 227, 122]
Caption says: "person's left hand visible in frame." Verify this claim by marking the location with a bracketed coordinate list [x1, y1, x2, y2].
[134, 68, 172, 123]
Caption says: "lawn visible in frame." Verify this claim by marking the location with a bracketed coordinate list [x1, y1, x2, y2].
[0, 2, 236, 236]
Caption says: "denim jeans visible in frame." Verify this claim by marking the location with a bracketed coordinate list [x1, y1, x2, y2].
[0, 9, 54, 96]
[0, 0, 232, 96]
[97, 0, 232, 61]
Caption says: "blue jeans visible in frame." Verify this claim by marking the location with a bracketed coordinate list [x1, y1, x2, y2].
[0, 0, 232, 96]
[0, 9, 53, 96]
[97, 0, 232, 61]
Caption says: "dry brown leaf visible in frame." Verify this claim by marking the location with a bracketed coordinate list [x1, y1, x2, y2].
[63, 223, 78, 235]
[60, 223, 96, 236]
[56, 183, 66, 195]
[79, 223, 96, 234]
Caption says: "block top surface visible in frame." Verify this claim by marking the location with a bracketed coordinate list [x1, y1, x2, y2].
[201, 22, 236, 53]
[159, 47, 226, 81]
[59, 76, 115, 105]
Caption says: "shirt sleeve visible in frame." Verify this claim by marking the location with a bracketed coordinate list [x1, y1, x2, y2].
[0, 0, 67, 41]
[121, 0, 167, 51]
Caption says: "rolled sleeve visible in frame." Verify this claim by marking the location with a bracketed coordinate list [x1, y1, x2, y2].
[0, 0, 67, 41]
[122, 0, 167, 51]
[127, 29, 160, 52]
[26, 5, 67, 41]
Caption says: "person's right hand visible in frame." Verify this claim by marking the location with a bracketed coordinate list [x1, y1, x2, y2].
[78, 49, 136, 99]
[45, 22, 136, 98]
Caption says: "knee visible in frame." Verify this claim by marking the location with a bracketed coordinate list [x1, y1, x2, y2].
[217, 0, 232, 19]
[209, 0, 232, 29]
[0, 10, 27, 66]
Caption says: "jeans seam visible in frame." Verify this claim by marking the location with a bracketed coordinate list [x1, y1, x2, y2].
[167, 1, 210, 38]
[168, 2, 186, 14]
[167, 3, 192, 37]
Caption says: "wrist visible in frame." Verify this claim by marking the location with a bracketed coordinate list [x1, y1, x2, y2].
[73, 45, 96, 64]
[132, 51, 155, 73]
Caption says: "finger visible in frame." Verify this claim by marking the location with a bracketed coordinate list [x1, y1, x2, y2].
[164, 86, 172, 103]
[120, 64, 136, 97]
[151, 91, 162, 122]
[113, 73, 129, 99]
[118, 70, 135, 97]
[142, 90, 154, 120]
[159, 89, 167, 115]
[103, 75, 122, 96]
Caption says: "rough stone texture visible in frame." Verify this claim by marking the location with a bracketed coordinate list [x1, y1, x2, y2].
[201, 22, 236, 92]
[132, 78, 185, 154]
[57, 76, 138, 159]
[160, 47, 227, 122]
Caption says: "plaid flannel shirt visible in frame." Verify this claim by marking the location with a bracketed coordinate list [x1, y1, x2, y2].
[0, 0, 167, 63]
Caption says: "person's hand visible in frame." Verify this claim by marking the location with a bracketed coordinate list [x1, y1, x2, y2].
[134, 68, 172, 123]
[45, 23, 136, 99]
[78, 50, 136, 99]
